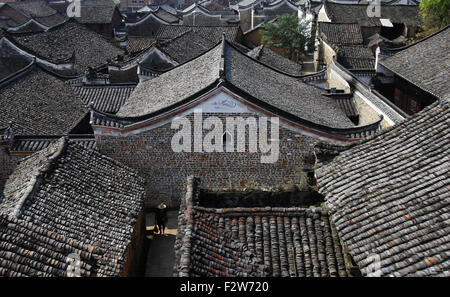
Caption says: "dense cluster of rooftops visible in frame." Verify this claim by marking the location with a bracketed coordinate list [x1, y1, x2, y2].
[0, 0, 448, 277]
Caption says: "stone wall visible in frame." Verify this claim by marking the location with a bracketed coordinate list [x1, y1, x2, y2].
[96, 113, 316, 208]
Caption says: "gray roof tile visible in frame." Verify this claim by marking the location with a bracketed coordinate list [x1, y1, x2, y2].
[0, 138, 145, 276]
[324, 2, 421, 27]
[8, 20, 124, 74]
[247, 45, 302, 75]
[0, 213, 104, 277]
[318, 22, 364, 45]
[174, 177, 349, 277]
[0, 64, 87, 135]
[380, 25, 450, 100]
[77, 0, 118, 24]
[71, 84, 136, 114]
[117, 40, 356, 129]
[316, 92, 450, 276]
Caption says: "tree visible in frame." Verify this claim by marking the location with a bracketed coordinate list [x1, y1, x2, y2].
[261, 12, 312, 62]
[419, 0, 450, 35]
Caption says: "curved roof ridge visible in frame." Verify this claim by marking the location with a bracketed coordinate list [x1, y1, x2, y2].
[6, 18, 49, 32]
[92, 79, 373, 140]
[326, 0, 416, 6]
[9, 18, 118, 45]
[2, 32, 74, 64]
[36, 63, 80, 80]
[7, 17, 72, 36]
[6, 1, 58, 18]
[97, 38, 360, 133]
[102, 39, 359, 133]
[379, 25, 450, 100]
[298, 67, 328, 79]
[150, 37, 222, 72]
[318, 21, 361, 25]
[0, 58, 35, 88]
[91, 79, 220, 122]
[125, 10, 170, 26]
[227, 41, 305, 78]
[226, 40, 329, 93]
[379, 24, 450, 54]
[264, 0, 301, 9]
[161, 23, 239, 28]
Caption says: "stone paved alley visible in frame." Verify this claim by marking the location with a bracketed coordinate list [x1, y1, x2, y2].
[145, 211, 178, 277]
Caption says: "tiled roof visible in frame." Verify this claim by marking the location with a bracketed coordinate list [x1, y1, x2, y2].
[318, 22, 364, 45]
[326, 93, 359, 119]
[359, 0, 419, 3]
[157, 30, 217, 63]
[9, 136, 97, 153]
[318, 22, 374, 70]
[127, 7, 179, 24]
[155, 24, 190, 39]
[126, 9, 180, 37]
[336, 45, 375, 70]
[0, 213, 104, 277]
[0, 64, 87, 136]
[0, 56, 31, 81]
[77, 0, 118, 24]
[156, 24, 240, 43]
[247, 45, 302, 75]
[237, 0, 263, 9]
[8, 1, 55, 18]
[117, 40, 356, 130]
[127, 36, 155, 53]
[260, 0, 300, 16]
[71, 84, 136, 114]
[6, 1, 66, 28]
[8, 20, 124, 74]
[0, 17, 19, 29]
[174, 177, 349, 277]
[0, 138, 146, 276]
[116, 41, 220, 116]
[152, 7, 180, 23]
[6, 19, 48, 33]
[323, 2, 421, 27]
[33, 14, 67, 28]
[316, 93, 450, 277]
[149, 25, 242, 66]
[329, 59, 407, 123]
[379, 25, 450, 100]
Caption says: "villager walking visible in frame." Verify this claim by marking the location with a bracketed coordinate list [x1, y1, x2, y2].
[155, 203, 168, 236]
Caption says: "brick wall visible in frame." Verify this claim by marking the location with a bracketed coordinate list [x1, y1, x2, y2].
[96, 113, 316, 208]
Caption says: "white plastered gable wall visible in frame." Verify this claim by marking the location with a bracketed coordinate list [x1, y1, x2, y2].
[317, 4, 331, 22]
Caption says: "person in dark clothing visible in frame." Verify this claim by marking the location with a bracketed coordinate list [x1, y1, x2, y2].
[155, 203, 168, 236]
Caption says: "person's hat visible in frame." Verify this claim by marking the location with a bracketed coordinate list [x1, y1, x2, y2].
[157, 203, 167, 209]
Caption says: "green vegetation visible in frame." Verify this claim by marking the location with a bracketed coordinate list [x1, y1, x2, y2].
[261, 12, 312, 62]
[417, 0, 450, 38]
